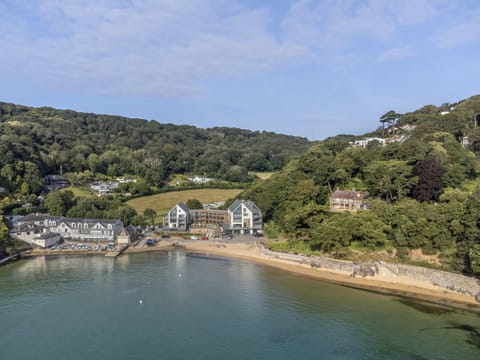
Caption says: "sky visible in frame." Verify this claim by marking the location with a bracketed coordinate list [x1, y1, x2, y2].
[0, 0, 479, 140]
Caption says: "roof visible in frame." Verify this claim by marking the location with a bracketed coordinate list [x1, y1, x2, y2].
[228, 199, 261, 214]
[45, 174, 68, 180]
[331, 190, 368, 199]
[34, 232, 60, 239]
[17, 214, 122, 227]
[64, 218, 120, 224]
[177, 202, 190, 214]
[17, 213, 49, 223]
[228, 199, 242, 212]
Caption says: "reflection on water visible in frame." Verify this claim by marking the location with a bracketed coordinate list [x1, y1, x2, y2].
[0, 252, 479, 360]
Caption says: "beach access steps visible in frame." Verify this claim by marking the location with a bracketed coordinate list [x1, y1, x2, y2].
[105, 245, 129, 257]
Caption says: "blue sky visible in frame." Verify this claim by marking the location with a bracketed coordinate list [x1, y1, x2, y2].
[0, 0, 479, 140]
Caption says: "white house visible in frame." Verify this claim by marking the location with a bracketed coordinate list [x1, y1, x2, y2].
[90, 181, 119, 196]
[349, 137, 386, 148]
[12, 214, 123, 243]
[227, 200, 263, 235]
[188, 176, 212, 184]
[32, 232, 61, 248]
[163, 200, 263, 235]
[163, 202, 190, 231]
[116, 226, 137, 245]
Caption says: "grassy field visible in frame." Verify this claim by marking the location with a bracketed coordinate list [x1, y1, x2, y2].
[250, 171, 276, 180]
[127, 188, 244, 218]
[61, 186, 95, 198]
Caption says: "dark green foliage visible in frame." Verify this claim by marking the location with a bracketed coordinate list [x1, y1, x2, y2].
[242, 94, 480, 275]
[186, 199, 203, 209]
[44, 190, 74, 216]
[0, 102, 311, 195]
[143, 208, 157, 225]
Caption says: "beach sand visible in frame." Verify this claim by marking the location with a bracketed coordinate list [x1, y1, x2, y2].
[176, 240, 480, 312]
[24, 240, 480, 311]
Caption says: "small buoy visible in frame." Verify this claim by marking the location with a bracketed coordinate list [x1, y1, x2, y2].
[139, 299, 143, 304]
[178, 273, 182, 277]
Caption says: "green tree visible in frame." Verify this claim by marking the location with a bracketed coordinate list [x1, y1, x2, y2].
[468, 244, 480, 275]
[143, 208, 157, 225]
[43, 190, 74, 216]
[380, 110, 402, 135]
[364, 160, 415, 203]
[186, 199, 203, 210]
[310, 212, 356, 255]
[354, 211, 388, 249]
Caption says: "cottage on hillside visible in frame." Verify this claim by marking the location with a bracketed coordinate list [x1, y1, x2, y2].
[330, 189, 368, 212]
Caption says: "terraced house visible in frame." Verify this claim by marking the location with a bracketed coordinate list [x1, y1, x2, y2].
[10, 213, 124, 244]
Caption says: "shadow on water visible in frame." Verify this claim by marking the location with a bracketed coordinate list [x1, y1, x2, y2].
[395, 298, 454, 315]
[420, 321, 480, 350]
[444, 322, 480, 350]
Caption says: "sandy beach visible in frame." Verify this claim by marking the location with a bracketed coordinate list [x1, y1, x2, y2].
[23, 239, 480, 311]
[173, 240, 480, 312]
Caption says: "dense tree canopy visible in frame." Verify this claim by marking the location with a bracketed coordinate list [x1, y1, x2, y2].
[0, 102, 311, 195]
[243, 95, 480, 276]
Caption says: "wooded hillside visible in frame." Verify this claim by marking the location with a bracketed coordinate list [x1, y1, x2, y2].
[0, 101, 311, 257]
[0, 102, 311, 194]
[243, 95, 480, 276]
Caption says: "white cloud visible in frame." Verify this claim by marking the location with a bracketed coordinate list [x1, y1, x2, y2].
[282, 0, 445, 48]
[0, 0, 305, 97]
[0, 0, 465, 98]
[376, 46, 414, 63]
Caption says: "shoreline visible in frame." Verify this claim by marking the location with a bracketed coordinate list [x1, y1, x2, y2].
[178, 240, 480, 313]
[18, 240, 480, 312]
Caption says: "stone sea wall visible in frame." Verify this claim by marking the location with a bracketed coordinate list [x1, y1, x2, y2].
[261, 247, 480, 297]
[383, 263, 480, 296]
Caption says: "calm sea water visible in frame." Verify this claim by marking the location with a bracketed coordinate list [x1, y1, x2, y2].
[1, 251, 480, 360]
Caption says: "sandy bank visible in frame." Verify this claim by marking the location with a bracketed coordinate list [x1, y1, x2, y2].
[179, 240, 480, 312]
[19, 240, 480, 312]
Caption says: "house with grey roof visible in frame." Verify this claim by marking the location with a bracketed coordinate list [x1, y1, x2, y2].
[44, 174, 70, 191]
[163, 202, 190, 231]
[163, 199, 263, 235]
[227, 199, 263, 235]
[11, 214, 124, 243]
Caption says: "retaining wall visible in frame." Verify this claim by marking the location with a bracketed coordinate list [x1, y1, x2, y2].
[261, 247, 480, 297]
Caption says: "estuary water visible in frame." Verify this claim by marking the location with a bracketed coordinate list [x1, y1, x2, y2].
[0, 251, 479, 360]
